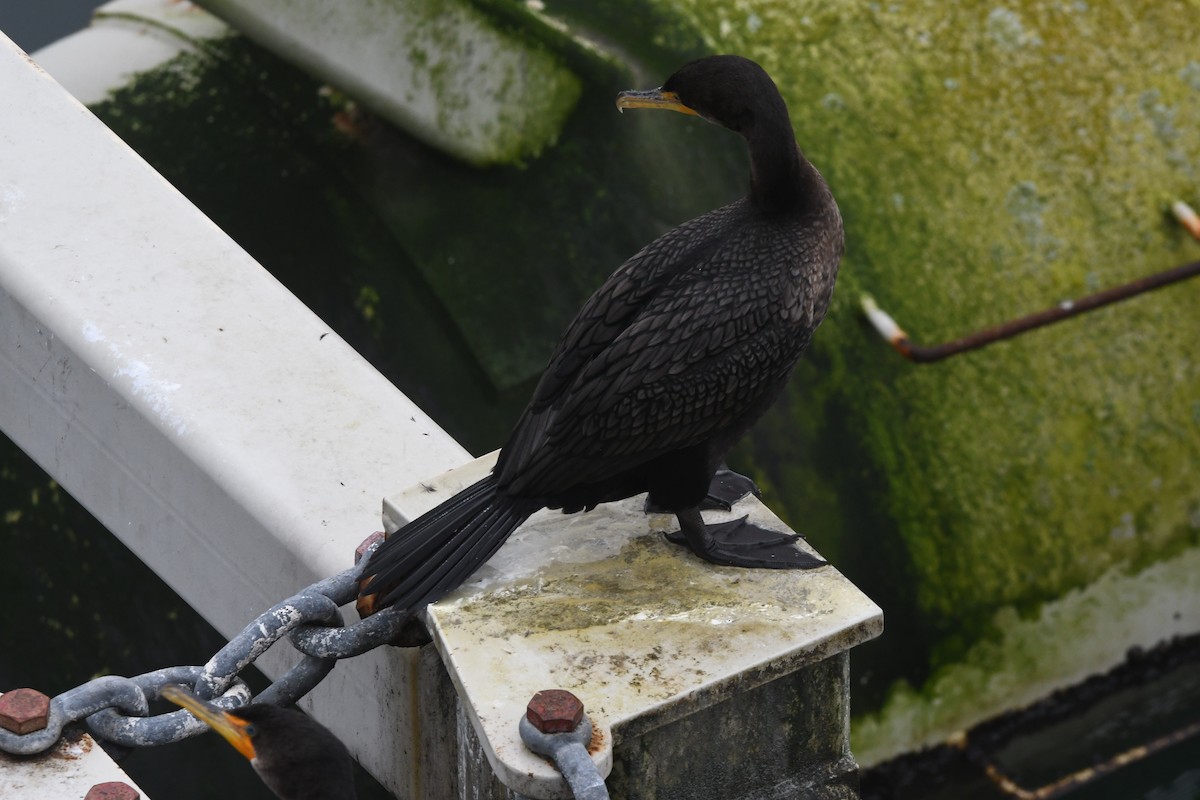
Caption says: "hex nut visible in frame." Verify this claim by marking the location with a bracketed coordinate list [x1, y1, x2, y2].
[526, 689, 584, 734]
[354, 531, 386, 565]
[84, 782, 140, 800]
[355, 532, 387, 620]
[0, 688, 51, 734]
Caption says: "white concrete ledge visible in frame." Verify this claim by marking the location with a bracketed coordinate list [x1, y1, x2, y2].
[0, 30, 469, 796]
[0, 714, 148, 799]
[388, 454, 884, 799]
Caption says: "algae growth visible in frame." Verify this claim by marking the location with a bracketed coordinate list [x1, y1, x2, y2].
[652, 0, 1200, 757]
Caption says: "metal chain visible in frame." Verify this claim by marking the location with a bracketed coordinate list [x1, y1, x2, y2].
[0, 539, 413, 756]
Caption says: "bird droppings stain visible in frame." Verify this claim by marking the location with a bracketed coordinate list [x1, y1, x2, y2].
[113, 358, 186, 435]
[428, 477, 876, 723]
[0, 182, 26, 223]
[78, 322, 188, 435]
[53, 732, 92, 761]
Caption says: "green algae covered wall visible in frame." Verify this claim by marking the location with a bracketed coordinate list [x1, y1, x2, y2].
[649, 0, 1200, 760]
[194, 0, 584, 166]
[59, 0, 1200, 767]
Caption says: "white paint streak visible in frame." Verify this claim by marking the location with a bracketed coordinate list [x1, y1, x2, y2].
[82, 321, 188, 436]
[114, 356, 186, 435]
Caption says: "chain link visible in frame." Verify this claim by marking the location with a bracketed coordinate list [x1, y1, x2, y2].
[0, 539, 413, 755]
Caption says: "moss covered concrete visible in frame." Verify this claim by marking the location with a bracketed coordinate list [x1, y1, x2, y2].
[194, 0, 583, 165]
[852, 545, 1200, 763]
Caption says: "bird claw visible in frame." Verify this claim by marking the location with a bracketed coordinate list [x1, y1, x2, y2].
[699, 467, 763, 511]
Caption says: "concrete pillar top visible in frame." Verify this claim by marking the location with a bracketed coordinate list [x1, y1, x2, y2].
[385, 453, 885, 799]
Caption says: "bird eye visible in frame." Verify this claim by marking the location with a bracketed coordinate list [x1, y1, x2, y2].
[244, 723, 258, 737]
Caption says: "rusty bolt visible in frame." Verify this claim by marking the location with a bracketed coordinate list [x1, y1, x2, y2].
[355, 532, 387, 620]
[84, 782, 140, 800]
[354, 531, 386, 565]
[0, 688, 50, 734]
[526, 689, 584, 734]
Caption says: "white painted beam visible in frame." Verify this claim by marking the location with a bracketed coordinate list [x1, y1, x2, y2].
[0, 30, 469, 796]
[0, 715, 149, 799]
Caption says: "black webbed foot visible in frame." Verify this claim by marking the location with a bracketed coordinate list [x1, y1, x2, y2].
[665, 508, 826, 570]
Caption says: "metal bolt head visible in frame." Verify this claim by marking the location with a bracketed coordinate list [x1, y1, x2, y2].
[526, 689, 584, 734]
[355, 532, 387, 620]
[0, 688, 50, 734]
[84, 782, 140, 800]
[354, 531, 386, 565]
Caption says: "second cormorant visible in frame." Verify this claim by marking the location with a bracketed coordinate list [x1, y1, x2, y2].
[361, 54, 844, 614]
[162, 684, 356, 800]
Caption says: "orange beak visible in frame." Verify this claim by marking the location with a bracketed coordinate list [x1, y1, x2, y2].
[161, 684, 257, 761]
[615, 88, 698, 116]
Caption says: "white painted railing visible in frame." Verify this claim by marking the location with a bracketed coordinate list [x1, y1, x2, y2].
[0, 30, 469, 796]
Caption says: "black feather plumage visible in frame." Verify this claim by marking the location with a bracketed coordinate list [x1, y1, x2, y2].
[363, 54, 842, 614]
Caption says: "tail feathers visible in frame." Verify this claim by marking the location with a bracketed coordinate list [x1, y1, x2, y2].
[363, 475, 532, 613]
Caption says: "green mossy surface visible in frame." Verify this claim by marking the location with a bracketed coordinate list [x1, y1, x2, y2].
[195, 0, 584, 165]
[362, 0, 584, 165]
[651, 0, 1200, 745]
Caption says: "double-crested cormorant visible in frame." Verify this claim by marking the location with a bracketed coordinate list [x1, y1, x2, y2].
[361, 55, 843, 614]
[161, 685, 356, 800]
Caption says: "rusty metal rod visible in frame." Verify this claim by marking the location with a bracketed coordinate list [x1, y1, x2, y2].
[861, 200, 1200, 364]
[962, 717, 1200, 800]
[862, 258, 1200, 363]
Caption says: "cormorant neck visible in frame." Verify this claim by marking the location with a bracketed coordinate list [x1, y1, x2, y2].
[745, 110, 810, 216]
[748, 121, 806, 214]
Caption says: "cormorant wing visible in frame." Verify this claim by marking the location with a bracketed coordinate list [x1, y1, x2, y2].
[497, 202, 803, 497]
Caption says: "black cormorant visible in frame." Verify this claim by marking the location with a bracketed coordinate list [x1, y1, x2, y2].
[162, 685, 356, 800]
[361, 54, 843, 615]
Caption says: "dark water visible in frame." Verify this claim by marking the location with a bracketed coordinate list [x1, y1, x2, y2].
[0, 0, 100, 53]
[863, 638, 1200, 800]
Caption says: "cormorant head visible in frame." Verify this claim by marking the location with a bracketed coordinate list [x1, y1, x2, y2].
[617, 55, 814, 212]
[162, 685, 357, 799]
[616, 55, 788, 138]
